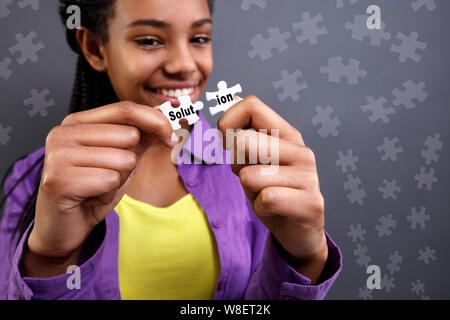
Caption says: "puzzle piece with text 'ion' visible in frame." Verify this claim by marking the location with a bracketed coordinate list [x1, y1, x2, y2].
[206, 81, 242, 116]
[158, 96, 203, 130]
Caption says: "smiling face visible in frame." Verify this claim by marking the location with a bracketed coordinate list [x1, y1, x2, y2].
[93, 0, 213, 108]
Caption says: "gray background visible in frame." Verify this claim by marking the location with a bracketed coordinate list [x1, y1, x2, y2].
[1, 0, 449, 299]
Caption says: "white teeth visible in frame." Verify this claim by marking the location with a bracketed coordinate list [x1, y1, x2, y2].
[159, 87, 194, 98]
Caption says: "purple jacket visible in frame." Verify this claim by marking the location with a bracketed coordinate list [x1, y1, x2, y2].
[0, 112, 342, 300]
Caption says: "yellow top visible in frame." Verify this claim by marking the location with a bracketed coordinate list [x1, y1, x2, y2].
[114, 193, 221, 300]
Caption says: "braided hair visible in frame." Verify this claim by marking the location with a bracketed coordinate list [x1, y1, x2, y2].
[0, 0, 215, 249]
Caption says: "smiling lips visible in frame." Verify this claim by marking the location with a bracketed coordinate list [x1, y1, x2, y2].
[157, 87, 194, 98]
[146, 83, 199, 107]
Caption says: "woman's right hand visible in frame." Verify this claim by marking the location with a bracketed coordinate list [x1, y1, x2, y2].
[27, 101, 176, 263]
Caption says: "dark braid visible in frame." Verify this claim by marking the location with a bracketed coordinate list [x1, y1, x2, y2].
[0, 0, 215, 250]
[62, 0, 120, 112]
[73, 54, 118, 113]
[1, 0, 119, 248]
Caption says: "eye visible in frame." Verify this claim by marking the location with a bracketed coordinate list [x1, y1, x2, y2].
[135, 38, 162, 48]
[191, 36, 212, 44]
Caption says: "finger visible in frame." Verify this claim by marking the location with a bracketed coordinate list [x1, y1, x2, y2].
[48, 146, 138, 188]
[87, 173, 134, 207]
[239, 165, 320, 194]
[46, 166, 122, 203]
[217, 95, 305, 147]
[233, 95, 243, 103]
[47, 124, 141, 149]
[253, 187, 324, 222]
[61, 101, 175, 148]
[228, 129, 315, 175]
[84, 192, 118, 206]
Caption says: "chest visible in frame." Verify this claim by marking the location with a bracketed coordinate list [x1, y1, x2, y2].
[103, 162, 258, 299]
[126, 158, 189, 208]
[114, 192, 221, 299]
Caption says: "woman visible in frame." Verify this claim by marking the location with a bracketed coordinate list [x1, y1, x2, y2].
[0, 0, 342, 300]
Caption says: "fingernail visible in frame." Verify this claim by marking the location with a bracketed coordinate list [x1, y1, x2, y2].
[170, 132, 179, 146]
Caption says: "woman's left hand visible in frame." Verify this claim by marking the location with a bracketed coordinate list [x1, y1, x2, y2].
[218, 95, 328, 283]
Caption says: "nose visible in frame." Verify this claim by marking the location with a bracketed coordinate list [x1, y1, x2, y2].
[163, 43, 196, 77]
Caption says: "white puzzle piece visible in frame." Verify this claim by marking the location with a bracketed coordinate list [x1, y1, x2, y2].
[206, 81, 243, 116]
[158, 95, 204, 130]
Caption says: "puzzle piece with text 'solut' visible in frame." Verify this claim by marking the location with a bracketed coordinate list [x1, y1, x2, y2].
[158, 96, 204, 130]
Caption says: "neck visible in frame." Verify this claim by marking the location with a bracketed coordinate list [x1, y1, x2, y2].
[141, 121, 192, 169]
